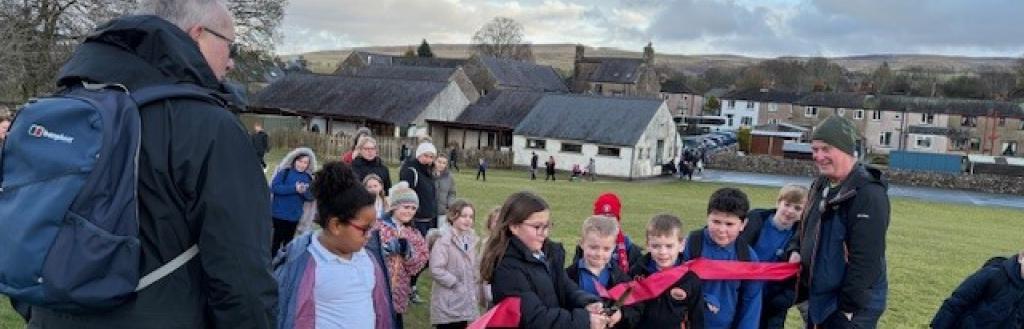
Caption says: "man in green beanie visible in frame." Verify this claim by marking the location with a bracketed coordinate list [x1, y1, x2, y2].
[786, 114, 890, 329]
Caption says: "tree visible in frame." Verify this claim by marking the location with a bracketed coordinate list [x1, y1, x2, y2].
[403, 47, 416, 57]
[471, 17, 534, 61]
[737, 126, 752, 153]
[736, 66, 769, 90]
[417, 39, 434, 58]
[1016, 55, 1024, 88]
[870, 62, 892, 93]
[941, 75, 988, 99]
[704, 96, 721, 115]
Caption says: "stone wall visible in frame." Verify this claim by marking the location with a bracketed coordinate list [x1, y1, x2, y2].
[706, 151, 1024, 195]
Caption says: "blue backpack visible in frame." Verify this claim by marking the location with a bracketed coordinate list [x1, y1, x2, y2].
[0, 82, 220, 313]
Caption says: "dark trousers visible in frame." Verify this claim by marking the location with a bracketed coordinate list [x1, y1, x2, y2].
[410, 218, 435, 287]
[545, 172, 555, 181]
[809, 309, 883, 329]
[476, 168, 486, 181]
[436, 321, 468, 329]
[271, 218, 298, 256]
[396, 313, 404, 329]
[451, 160, 459, 172]
[530, 167, 537, 180]
[256, 152, 267, 169]
[760, 307, 789, 329]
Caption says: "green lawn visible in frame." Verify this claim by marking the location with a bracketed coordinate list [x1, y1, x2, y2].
[3, 149, 1022, 329]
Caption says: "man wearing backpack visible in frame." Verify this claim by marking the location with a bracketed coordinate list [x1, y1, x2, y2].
[21, 0, 277, 328]
[399, 140, 437, 304]
[787, 115, 890, 329]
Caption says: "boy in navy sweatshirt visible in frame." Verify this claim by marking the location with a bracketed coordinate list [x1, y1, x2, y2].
[683, 188, 762, 329]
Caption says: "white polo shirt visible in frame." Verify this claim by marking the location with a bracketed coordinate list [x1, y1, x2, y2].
[309, 233, 376, 329]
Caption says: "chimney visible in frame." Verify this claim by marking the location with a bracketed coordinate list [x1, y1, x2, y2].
[575, 44, 585, 62]
[643, 42, 654, 65]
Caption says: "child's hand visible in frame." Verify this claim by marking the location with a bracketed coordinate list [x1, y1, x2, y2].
[669, 287, 688, 300]
[585, 302, 603, 314]
[588, 313, 609, 329]
[608, 309, 622, 327]
[788, 252, 801, 264]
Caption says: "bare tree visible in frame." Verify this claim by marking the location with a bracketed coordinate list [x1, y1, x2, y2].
[471, 17, 534, 62]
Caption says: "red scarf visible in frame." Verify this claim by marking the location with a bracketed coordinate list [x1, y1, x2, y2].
[470, 259, 800, 329]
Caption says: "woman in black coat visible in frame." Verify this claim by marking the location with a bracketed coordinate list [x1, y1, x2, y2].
[350, 136, 392, 193]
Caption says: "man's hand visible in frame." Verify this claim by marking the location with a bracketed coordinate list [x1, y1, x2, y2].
[586, 302, 603, 314]
[788, 252, 801, 264]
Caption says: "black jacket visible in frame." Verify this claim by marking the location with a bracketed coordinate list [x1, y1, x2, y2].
[399, 157, 436, 219]
[787, 163, 890, 319]
[31, 15, 277, 329]
[566, 257, 640, 329]
[491, 238, 600, 329]
[251, 131, 269, 155]
[931, 255, 1024, 329]
[629, 254, 704, 329]
[351, 156, 392, 194]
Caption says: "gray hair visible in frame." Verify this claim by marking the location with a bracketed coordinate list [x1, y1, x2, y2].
[135, 0, 231, 31]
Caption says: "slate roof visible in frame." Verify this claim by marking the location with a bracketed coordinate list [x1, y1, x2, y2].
[452, 90, 547, 129]
[478, 56, 568, 92]
[251, 73, 448, 125]
[580, 57, 645, 84]
[721, 88, 805, 103]
[515, 94, 665, 146]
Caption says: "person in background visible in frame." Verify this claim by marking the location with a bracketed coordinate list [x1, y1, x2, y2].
[270, 148, 317, 255]
[434, 155, 457, 232]
[429, 199, 481, 329]
[476, 157, 488, 181]
[250, 122, 269, 171]
[364, 174, 389, 219]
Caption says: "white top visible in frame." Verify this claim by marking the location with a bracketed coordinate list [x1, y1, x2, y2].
[309, 233, 376, 329]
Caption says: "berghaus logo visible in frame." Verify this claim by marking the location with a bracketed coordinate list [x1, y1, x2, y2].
[28, 124, 74, 144]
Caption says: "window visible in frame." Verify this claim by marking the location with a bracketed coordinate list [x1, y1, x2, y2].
[837, 108, 846, 116]
[595, 84, 603, 93]
[728, 100, 736, 108]
[961, 116, 977, 127]
[526, 138, 546, 149]
[1002, 141, 1019, 156]
[598, 146, 621, 157]
[741, 117, 753, 126]
[970, 138, 982, 151]
[921, 113, 935, 125]
[726, 114, 735, 126]
[998, 117, 1006, 127]
[854, 110, 865, 120]
[561, 143, 582, 153]
[879, 132, 892, 147]
[805, 107, 818, 118]
[768, 118, 779, 124]
[915, 136, 932, 149]
[746, 101, 755, 109]
[1020, 120, 1024, 130]
[769, 103, 778, 112]
[872, 111, 882, 121]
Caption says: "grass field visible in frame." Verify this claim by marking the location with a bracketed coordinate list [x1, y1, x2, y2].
[3, 149, 1022, 329]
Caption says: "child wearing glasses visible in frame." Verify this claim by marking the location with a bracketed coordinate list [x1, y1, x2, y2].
[273, 161, 397, 329]
[480, 191, 619, 329]
[375, 182, 429, 327]
[429, 199, 482, 329]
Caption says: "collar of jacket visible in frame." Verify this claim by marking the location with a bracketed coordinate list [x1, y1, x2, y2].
[815, 163, 887, 208]
[505, 237, 557, 266]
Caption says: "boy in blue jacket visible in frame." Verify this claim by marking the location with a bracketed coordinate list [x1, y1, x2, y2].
[683, 187, 762, 329]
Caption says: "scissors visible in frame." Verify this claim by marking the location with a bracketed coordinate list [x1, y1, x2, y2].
[603, 285, 633, 316]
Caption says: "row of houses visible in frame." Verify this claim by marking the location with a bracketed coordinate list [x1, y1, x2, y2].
[719, 89, 1024, 157]
[251, 47, 680, 179]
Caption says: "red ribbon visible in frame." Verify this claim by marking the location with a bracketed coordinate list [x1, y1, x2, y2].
[469, 259, 800, 329]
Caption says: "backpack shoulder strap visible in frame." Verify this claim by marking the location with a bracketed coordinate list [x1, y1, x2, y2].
[686, 230, 703, 260]
[130, 84, 225, 108]
[136, 244, 199, 291]
[736, 239, 751, 262]
[408, 166, 419, 187]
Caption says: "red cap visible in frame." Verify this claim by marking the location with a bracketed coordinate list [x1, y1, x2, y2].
[593, 192, 622, 221]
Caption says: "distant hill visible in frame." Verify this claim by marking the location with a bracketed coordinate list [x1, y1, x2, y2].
[285, 44, 1019, 76]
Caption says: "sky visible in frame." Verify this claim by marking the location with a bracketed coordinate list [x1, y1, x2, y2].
[276, 0, 1024, 58]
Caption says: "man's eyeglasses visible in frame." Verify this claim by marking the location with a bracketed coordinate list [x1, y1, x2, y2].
[201, 26, 239, 58]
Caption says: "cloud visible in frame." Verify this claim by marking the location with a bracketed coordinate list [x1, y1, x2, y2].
[277, 0, 1024, 57]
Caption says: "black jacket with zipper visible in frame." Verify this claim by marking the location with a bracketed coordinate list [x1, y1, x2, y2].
[786, 163, 889, 321]
[491, 238, 600, 329]
[28, 15, 277, 329]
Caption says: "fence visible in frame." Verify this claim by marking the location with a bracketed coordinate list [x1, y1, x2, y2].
[269, 129, 415, 164]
